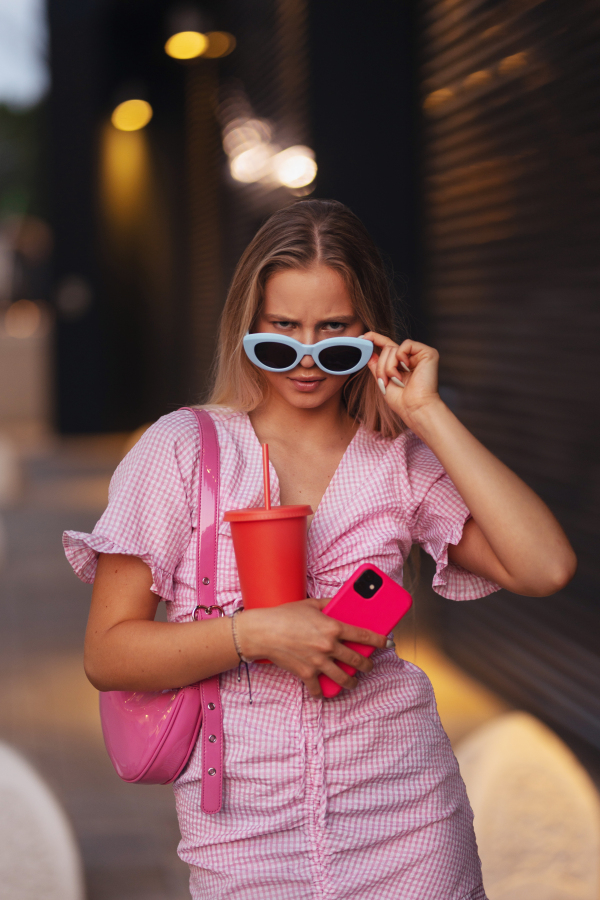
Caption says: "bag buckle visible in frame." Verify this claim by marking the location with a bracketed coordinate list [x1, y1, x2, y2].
[194, 604, 225, 620]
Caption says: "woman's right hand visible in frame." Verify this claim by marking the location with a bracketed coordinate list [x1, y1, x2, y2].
[234, 599, 388, 698]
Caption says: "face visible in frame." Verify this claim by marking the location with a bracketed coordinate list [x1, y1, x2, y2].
[253, 264, 364, 411]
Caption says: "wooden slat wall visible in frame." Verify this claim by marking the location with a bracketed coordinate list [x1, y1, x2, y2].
[419, 0, 600, 747]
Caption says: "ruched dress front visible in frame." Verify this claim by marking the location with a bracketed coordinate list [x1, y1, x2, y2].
[64, 408, 498, 900]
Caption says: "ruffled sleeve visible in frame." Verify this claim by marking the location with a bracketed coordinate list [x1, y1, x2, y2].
[406, 435, 500, 601]
[63, 410, 199, 601]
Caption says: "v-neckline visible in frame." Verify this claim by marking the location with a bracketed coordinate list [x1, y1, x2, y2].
[242, 412, 363, 537]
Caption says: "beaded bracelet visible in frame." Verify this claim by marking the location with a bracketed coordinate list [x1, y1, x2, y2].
[231, 607, 252, 664]
[231, 608, 253, 704]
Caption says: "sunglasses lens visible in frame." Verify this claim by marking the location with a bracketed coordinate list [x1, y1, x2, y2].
[317, 345, 362, 372]
[254, 341, 298, 370]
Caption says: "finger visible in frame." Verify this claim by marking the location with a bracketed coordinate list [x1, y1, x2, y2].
[397, 339, 439, 370]
[366, 347, 380, 377]
[340, 625, 387, 650]
[376, 344, 396, 384]
[364, 334, 408, 387]
[362, 330, 396, 351]
[376, 345, 402, 396]
[333, 642, 374, 674]
[394, 341, 414, 371]
[304, 674, 323, 699]
[382, 346, 404, 383]
[320, 658, 358, 691]
[398, 339, 431, 354]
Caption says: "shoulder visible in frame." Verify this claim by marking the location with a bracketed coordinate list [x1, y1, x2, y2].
[125, 410, 201, 475]
[359, 426, 443, 477]
[132, 406, 243, 458]
[358, 426, 447, 511]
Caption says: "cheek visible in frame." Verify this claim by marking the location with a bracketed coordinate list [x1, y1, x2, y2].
[330, 374, 349, 392]
[262, 370, 288, 392]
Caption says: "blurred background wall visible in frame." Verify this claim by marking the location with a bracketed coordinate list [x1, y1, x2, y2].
[418, 0, 600, 756]
[1, 0, 599, 790]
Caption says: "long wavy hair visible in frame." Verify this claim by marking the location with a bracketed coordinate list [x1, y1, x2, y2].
[208, 199, 406, 438]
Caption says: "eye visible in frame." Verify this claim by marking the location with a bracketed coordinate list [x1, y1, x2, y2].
[273, 320, 295, 330]
[322, 322, 346, 332]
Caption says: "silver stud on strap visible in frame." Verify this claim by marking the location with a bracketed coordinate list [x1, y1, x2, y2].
[207, 767, 216, 776]
[208, 734, 217, 743]
[202, 577, 210, 585]
[207, 702, 215, 710]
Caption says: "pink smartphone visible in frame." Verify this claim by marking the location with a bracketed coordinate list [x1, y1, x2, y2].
[318, 563, 412, 698]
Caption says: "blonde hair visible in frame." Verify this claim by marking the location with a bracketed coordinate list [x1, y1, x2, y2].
[208, 199, 405, 438]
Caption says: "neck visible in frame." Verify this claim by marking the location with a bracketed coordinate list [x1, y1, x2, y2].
[249, 390, 356, 449]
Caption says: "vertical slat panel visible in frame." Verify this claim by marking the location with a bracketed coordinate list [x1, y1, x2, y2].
[420, 0, 600, 747]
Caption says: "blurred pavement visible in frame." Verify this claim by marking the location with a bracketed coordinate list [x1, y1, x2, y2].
[0, 432, 190, 900]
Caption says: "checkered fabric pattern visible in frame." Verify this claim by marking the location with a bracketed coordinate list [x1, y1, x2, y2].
[64, 408, 495, 900]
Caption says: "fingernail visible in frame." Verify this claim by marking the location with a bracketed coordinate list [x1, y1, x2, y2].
[386, 638, 395, 649]
[377, 378, 386, 396]
[391, 377, 404, 388]
[401, 362, 410, 373]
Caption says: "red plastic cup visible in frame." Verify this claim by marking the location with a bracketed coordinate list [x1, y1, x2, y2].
[224, 504, 313, 609]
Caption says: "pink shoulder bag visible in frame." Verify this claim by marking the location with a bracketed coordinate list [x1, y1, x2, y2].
[98, 408, 224, 814]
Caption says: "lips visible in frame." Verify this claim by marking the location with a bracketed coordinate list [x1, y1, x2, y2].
[289, 376, 325, 392]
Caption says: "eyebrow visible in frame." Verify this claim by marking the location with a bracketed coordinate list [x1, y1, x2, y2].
[265, 314, 357, 325]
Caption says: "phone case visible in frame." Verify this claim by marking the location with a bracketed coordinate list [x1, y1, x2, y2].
[318, 563, 412, 698]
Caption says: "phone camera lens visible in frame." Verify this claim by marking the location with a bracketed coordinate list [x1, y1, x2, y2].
[353, 569, 383, 599]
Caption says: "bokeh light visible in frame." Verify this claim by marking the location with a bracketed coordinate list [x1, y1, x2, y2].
[164, 31, 208, 60]
[100, 124, 150, 227]
[221, 101, 316, 191]
[111, 99, 153, 132]
[230, 144, 274, 183]
[4, 299, 41, 338]
[272, 146, 317, 188]
[223, 117, 272, 158]
[203, 32, 236, 59]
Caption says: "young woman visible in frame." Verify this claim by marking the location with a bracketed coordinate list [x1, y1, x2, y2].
[65, 199, 576, 900]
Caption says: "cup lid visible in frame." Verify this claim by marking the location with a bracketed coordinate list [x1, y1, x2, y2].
[224, 504, 312, 522]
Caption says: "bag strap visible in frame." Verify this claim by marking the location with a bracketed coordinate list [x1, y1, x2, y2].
[185, 407, 223, 814]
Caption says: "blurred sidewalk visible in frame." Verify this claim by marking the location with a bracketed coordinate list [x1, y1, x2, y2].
[0, 431, 190, 900]
[0, 427, 510, 900]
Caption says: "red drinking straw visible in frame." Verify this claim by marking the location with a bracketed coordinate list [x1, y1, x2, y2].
[262, 443, 271, 510]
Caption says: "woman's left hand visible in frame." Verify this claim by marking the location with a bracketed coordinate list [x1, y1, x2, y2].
[363, 332, 442, 429]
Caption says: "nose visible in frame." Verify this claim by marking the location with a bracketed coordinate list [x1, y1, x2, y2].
[299, 354, 316, 368]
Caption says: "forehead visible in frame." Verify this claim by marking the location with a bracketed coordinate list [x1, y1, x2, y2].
[263, 265, 354, 318]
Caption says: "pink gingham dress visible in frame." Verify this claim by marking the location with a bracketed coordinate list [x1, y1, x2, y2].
[64, 408, 498, 900]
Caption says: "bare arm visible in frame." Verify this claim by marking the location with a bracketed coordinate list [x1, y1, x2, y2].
[85, 553, 387, 697]
[366, 334, 577, 597]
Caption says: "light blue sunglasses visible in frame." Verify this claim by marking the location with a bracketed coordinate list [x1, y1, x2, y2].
[243, 333, 373, 375]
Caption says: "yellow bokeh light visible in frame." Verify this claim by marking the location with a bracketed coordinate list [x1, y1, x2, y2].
[203, 32, 236, 59]
[111, 99, 153, 132]
[164, 31, 208, 60]
[101, 125, 150, 226]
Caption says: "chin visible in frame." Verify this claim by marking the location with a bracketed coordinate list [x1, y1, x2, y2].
[281, 386, 339, 409]
[265, 373, 346, 410]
